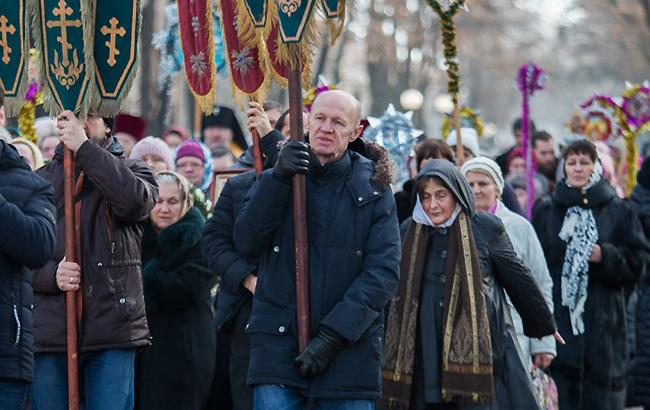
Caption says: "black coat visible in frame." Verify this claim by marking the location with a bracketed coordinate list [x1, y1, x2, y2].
[137, 207, 217, 410]
[626, 184, 650, 407]
[0, 141, 56, 383]
[233, 150, 401, 399]
[202, 170, 257, 331]
[532, 179, 647, 389]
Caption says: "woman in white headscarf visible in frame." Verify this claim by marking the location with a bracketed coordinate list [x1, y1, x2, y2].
[533, 139, 649, 410]
[461, 156, 556, 373]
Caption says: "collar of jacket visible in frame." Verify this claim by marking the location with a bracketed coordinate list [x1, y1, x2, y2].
[144, 207, 205, 253]
[53, 135, 124, 162]
[344, 150, 389, 207]
[552, 178, 615, 209]
[309, 149, 352, 183]
[0, 140, 30, 171]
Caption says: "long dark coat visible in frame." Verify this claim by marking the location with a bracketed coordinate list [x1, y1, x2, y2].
[137, 207, 217, 409]
[532, 179, 647, 407]
[626, 183, 650, 407]
[0, 141, 56, 383]
[233, 149, 401, 399]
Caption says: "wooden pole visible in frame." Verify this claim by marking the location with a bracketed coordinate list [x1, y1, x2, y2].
[63, 148, 80, 410]
[288, 67, 310, 352]
[452, 98, 464, 165]
[251, 128, 263, 175]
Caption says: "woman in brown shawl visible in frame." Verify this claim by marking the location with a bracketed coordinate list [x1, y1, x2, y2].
[380, 159, 561, 410]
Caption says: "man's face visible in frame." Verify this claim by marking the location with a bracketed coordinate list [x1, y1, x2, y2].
[514, 128, 522, 146]
[534, 139, 556, 169]
[40, 135, 59, 161]
[203, 126, 233, 149]
[176, 156, 205, 186]
[212, 155, 234, 172]
[115, 132, 137, 155]
[164, 133, 183, 149]
[308, 92, 361, 164]
[83, 112, 108, 143]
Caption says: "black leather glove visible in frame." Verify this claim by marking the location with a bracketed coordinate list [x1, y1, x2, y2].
[273, 141, 310, 182]
[294, 327, 344, 378]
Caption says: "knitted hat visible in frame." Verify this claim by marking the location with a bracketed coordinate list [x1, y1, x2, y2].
[461, 156, 505, 194]
[130, 136, 174, 171]
[638, 156, 650, 188]
[176, 140, 205, 163]
[446, 128, 480, 157]
[114, 113, 147, 142]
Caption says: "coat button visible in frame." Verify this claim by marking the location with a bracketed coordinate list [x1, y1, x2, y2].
[373, 191, 379, 196]
[439, 301, 444, 307]
[97, 262, 103, 268]
[355, 250, 362, 257]
[245, 323, 250, 330]
[358, 196, 363, 202]
[30, 304, 34, 310]
[278, 326, 286, 333]
[440, 250, 448, 258]
[119, 298, 126, 304]
[439, 228, 447, 235]
[583, 198, 589, 205]
[273, 246, 280, 253]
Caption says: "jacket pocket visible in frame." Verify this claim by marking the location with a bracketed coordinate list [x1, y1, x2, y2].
[246, 300, 293, 336]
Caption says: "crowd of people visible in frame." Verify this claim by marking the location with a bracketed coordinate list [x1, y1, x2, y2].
[1, 84, 650, 410]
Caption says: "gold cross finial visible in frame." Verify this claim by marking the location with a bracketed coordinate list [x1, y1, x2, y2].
[46, 0, 81, 67]
[100, 17, 126, 67]
[0, 15, 16, 64]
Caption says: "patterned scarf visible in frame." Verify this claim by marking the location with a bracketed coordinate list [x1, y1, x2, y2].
[558, 164, 601, 335]
[380, 213, 493, 409]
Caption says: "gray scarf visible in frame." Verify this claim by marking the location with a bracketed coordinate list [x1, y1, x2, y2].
[558, 162, 602, 335]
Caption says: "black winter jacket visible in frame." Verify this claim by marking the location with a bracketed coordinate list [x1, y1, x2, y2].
[233, 149, 401, 399]
[203, 130, 285, 331]
[533, 179, 648, 389]
[627, 184, 650, 406]
[0, 141, 56, 382]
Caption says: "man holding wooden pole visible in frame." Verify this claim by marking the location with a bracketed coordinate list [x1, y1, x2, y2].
[31, 111, 157, 409]
[233, 90, 401, 409]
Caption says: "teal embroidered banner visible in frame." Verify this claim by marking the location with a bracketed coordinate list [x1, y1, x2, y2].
[0, 0, 28, 116]
[277, 0, 317, 43]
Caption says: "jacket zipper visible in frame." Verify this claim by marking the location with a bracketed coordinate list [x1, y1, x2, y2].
[12, 304, 21, 346]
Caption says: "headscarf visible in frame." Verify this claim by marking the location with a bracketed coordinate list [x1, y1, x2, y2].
[415, 159, 475, 216]
[558, 161, 602, 335]
[155, 171, 194, 220]
[10, 137, 45, 170]
[460, 156, 505, 195]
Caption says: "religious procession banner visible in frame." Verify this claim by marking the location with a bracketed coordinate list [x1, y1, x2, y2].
[242, 0, 268, 28]
[93, 0, 141, 116]
[0, 0, 29, 117]
[32, 0, 94, 115]
[177, 0, 217, 113]
[322, 0, 345, 42]
[220, 0, 269, 104]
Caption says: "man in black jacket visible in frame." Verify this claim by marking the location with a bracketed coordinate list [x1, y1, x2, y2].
[233, 90, 401, 409]
[202, 102, 284, 410]
[0, 90, 57, 408]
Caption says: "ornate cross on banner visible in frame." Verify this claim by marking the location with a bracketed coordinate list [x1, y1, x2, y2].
[0, 15, 16, 64]
[100, 17, 126, 66]
[46, 0, 81, 67]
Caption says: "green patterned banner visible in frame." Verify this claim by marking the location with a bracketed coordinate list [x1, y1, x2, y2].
[0, 0, 28, 116]
[243, 0, 267, 27]
[36, 0, 93, 115]
[277, 0, 317, 43]
[322, 0, 342, 17]
[93, 0, 141, 116]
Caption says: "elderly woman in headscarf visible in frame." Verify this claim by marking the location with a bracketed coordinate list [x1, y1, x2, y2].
[532, 139, 648, 410]
[136, 171, 218, 410]
[460, 157, 555, 373]
[380, 159, 560, 410]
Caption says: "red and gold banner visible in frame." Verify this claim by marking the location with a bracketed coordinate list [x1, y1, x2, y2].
[220, 0, 268, 104]
[177, 0, 216, 113]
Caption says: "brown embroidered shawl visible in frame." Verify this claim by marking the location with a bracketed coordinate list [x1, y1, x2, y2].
[379, 213, 493, 409]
